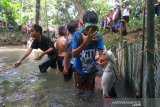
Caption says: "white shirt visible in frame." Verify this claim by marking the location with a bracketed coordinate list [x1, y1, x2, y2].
[122, 5, 131, 16]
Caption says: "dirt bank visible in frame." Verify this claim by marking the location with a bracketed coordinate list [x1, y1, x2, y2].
[0, 32, 28, 46]
[122, 28, 160, 44]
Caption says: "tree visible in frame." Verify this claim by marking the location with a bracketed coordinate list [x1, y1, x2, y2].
[0, 0, 22, 26]
[35, 0, 40, 25]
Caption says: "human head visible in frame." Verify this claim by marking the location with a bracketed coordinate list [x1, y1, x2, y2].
[58, 26, 67, 36]
[30, 24, 42, 38]
[67, 21, 78, 34]
[83, 11, 98, 24]
[125, 0, 129, 6]
[83, 11, 99, 34]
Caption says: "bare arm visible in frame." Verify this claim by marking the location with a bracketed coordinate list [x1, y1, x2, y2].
[72, 39, 88, 58]
[72, 31, 97, 58]
[63, 52, 69, 74]
[13, 48, 33, 67]
[98, 50, 103, 58]
[35, 47, 54, 60]
[43, 47, 54, 54]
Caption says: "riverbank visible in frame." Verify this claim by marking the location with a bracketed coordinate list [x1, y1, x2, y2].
[0, 31, 28, 46]
[0, 28, 160, 47]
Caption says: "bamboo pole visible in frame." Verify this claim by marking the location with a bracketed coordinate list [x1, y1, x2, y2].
[124, 40, 129, 86]
[146, 0, 155, 99]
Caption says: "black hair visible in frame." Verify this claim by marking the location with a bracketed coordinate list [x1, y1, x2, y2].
[58, 26, 67, 36]
[67, 21, 78, 34]
[32, 24, 42, 34]
[83, 11, 98, 24]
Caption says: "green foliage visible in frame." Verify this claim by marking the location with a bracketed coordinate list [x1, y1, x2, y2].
[91, 0, 110, 18]
[129, 16, 143, 31]
[0, 0, 22, 26]
[104, 33, 121, 52]
[155, 18, 160, 30]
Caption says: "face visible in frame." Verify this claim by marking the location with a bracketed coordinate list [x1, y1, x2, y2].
[85, 26, 98, 35]
[30, 28, 39, 38]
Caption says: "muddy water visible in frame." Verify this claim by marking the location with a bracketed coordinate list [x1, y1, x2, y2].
[0, 46, 102, 107]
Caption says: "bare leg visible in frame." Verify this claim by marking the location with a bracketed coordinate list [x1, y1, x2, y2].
[95, 75, 102, 92]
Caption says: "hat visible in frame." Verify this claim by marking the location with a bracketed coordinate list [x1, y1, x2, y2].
[83, 23, 98, 30]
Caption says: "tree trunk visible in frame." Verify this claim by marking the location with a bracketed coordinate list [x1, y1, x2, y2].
[73, 0, 84, 21]
[35, 0, 40, 25]
[146, 0, 155, 98]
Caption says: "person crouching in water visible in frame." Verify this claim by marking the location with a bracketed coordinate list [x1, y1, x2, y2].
[63, 21, 78, 81]
[13, 24, 57, 72]
[72, 11, 105, 92]
[55, 26, 68, 72]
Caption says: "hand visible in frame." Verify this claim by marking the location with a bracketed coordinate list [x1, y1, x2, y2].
[35, 52, 45, 60]
[13, 60, 21, 68]
[63, 67, 68, 74]
[83, 28, 97, 45]
[98, 57, 108, 67]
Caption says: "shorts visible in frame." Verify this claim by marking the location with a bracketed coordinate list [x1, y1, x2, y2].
[123, 16, 130, 23]
[74, 70, 97, 91]
[63, 64, 73, 81]
[57, 56, 64, 72]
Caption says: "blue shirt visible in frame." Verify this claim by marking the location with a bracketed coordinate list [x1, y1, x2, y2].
[72, 30, 105, 77]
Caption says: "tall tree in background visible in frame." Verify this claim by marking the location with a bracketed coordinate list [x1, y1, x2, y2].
[72, 0, 85, 20]
[35, 0, 40, 25]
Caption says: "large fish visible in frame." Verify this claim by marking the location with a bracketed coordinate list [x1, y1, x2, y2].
[101, 50, 117, 98]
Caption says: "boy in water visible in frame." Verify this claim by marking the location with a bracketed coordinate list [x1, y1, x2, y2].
[72, 11, 105, 91]
[63, 21, 78, 81]
[13, 24, 57, 72]
[55, 26, 68, 72]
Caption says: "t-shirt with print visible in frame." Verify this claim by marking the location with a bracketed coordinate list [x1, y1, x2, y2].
[31, 36, 56, 57]
[72, 30, 105, 77]
[65, 34, 73, 67]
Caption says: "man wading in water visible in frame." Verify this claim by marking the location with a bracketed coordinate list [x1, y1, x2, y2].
[72, 11, 106, 91]
[13, 24, 57, 72]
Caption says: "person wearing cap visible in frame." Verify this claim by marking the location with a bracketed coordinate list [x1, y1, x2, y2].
[72, 11, 105, 92]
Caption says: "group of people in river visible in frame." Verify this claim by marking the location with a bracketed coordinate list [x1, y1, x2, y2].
[13, 11, 106, 92]
[13, 11, 117, 98]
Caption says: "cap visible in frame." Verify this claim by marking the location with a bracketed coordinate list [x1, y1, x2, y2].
[83, 23, 98, 30]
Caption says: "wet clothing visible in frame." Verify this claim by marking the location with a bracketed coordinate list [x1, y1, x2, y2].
[63, 34, 74, 81]
[72, 29, 104, 91]
[74, 69, 97, 91]
[57, 56, 64, 72]
[31, 36, 57, 73]
[31, 36, 56, 57]
[39, 56, 57, 73]
[57, 55, 73, 81]
[63, 64, 73, 81]
[65, 35, 74, 67]
[72, 30, 105, 77]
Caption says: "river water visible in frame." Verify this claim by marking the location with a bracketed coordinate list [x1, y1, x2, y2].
[0, 46, 103, 107]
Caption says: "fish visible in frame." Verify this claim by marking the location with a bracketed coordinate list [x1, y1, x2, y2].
[101, 50, 117, 98]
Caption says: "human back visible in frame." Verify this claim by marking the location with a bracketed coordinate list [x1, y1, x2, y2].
[56, 36, 66, 56]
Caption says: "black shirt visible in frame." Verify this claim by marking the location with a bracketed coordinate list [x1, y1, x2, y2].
[31, 36, 55, 57]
